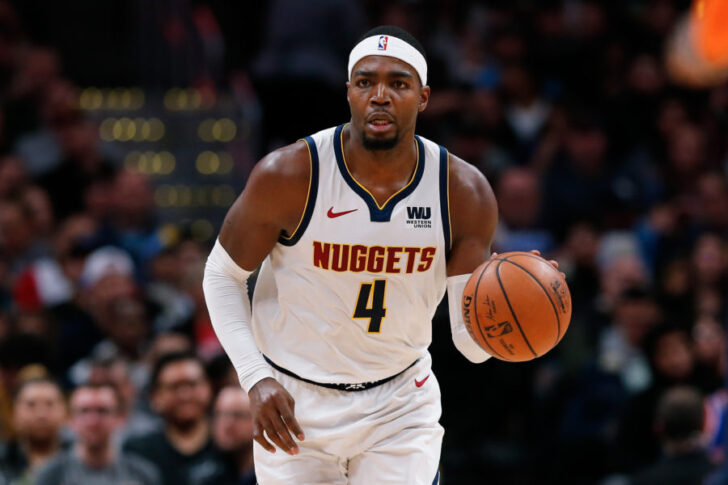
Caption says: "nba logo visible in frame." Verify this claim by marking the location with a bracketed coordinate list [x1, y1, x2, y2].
[378, 35, 388, 50]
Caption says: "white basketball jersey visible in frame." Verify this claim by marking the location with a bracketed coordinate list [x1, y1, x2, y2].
[251, 124, 451, 384]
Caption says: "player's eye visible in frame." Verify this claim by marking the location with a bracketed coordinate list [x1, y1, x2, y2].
[356, 79, 371, 88]
[393, 80, 407, 89]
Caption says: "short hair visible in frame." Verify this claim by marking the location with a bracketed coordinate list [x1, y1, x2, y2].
[358, 25, 426, 61]
[656, 386, 704, 442]
[13, 377, 63, 402]
[71, 382, 124, 413]
[150, 351, 206, 392]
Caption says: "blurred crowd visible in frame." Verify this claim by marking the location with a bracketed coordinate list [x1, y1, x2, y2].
[0, 0, 726, 484]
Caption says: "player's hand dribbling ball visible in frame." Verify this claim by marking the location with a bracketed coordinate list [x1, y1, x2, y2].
[461, 252, 571, 362]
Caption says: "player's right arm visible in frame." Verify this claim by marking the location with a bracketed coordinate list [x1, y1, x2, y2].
[203, 141, 311, 456]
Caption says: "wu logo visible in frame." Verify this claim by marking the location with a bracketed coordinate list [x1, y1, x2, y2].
[406, 206, 432, 228]
[407, 207, 431, 220]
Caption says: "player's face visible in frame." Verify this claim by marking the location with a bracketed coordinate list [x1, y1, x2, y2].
[347, 56, 430, 150]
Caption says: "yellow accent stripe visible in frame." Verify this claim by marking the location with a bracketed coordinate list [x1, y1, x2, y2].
[446, 150, 452, 250]
[280, 139, 313, 241]
[338, 124, 420, 210]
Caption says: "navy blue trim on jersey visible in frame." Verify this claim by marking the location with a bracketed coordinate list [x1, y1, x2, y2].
[278, 137, 319, 246]
[333, 124, 426, 222]
[432, 470, 440, 484]
[438, 145, 452, 260]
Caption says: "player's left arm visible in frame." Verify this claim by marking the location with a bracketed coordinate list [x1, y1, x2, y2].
[445, 154, 498, 363]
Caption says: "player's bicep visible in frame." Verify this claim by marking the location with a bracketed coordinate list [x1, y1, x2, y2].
[446, 159, 498, 277]
[219, 177, 283, 271]
[219, 146, 310, 271]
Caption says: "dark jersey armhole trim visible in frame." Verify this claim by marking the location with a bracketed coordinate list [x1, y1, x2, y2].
[439, 145, 452, 260]
[278, 137, 319, 246]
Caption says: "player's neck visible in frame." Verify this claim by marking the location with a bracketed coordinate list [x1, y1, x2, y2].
[343, 125, 417, 180]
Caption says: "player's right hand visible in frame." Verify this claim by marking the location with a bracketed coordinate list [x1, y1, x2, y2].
[248, 377, 305, 455]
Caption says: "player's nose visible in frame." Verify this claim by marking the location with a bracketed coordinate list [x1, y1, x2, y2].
[370, 82, 391, 105]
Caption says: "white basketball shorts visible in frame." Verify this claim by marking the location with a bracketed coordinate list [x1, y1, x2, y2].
[253, 354, 443, 485]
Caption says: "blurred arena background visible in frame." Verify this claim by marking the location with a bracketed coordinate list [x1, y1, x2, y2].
[0, 1, 726, 484]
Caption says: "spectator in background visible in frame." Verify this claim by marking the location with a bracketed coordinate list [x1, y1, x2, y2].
[616, 323, 698, 473]
[630, 387, 714, 485]
[693, 173, 728, 233]
[213, 387, 255, 485]
[34, 382, 160, 485]
[69, 295, 152, 391]
[0, 156, 28, 201]
[692, 314, 726, 393]
[251, 0, 365, 152]
[664, 122, 708, 197]
[37, 117, 116, 221]
[502, 63, 551, 155]
[542, 114, 615, 232]
[0, 336, 56, 440]
[0, 196, 50, 278]
[45, 233, 104, 376]
[146, 246, 195, 334]
[598, 287, 661, 395]
[492, 166, 554, 253]
[124, 352, 228, 485]
[75, 246, 138, 340]
[0, 378, 67, 484]
[85, 357, 158, 444]
[2, 47, 60, 147]
[690, 233, 727, 319]
[106, 171, 163, 274]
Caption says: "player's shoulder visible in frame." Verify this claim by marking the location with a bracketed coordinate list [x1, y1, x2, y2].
[244, 140, 312, 197]
[254, 140, 311, 181]
[447, 152, 494, 205]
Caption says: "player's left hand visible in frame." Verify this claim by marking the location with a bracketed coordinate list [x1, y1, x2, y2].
[491, 249, 564, 278]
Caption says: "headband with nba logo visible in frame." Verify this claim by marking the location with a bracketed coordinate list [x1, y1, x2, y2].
[348, 34, 428, 86]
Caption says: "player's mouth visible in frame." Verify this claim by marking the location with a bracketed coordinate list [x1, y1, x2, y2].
[366, 113, 394, 132]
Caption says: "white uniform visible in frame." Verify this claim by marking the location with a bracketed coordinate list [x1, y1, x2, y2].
[252, 124, 449, 484]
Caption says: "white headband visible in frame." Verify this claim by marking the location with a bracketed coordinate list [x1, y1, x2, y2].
[348, 34, 427, 86]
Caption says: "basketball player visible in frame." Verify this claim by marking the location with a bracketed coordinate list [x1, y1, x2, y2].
[203, 25, 546, 484]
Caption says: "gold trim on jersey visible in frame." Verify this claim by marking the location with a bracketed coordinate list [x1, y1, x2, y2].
[338, 124, 420, 210]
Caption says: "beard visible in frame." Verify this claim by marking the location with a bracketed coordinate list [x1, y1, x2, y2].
[361, 130, 399, 151]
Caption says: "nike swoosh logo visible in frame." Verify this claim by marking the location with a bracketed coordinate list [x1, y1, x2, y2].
[327, 207, 358, 218]
[415, 375, 430, 388]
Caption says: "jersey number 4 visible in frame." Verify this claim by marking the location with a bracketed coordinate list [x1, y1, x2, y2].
[353, 280, 387, 333]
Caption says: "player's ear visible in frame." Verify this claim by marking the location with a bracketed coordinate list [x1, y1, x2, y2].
[418, 85, 430, 113]
[346, 81, 351, 104]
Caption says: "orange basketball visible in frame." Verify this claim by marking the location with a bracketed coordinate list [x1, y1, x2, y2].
[693, 0, 728, 66]
[461, 252, 571, 362]
[666, 0, 728, 87]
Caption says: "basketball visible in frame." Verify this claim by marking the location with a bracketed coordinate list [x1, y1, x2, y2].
[461, 252, 571, 362]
